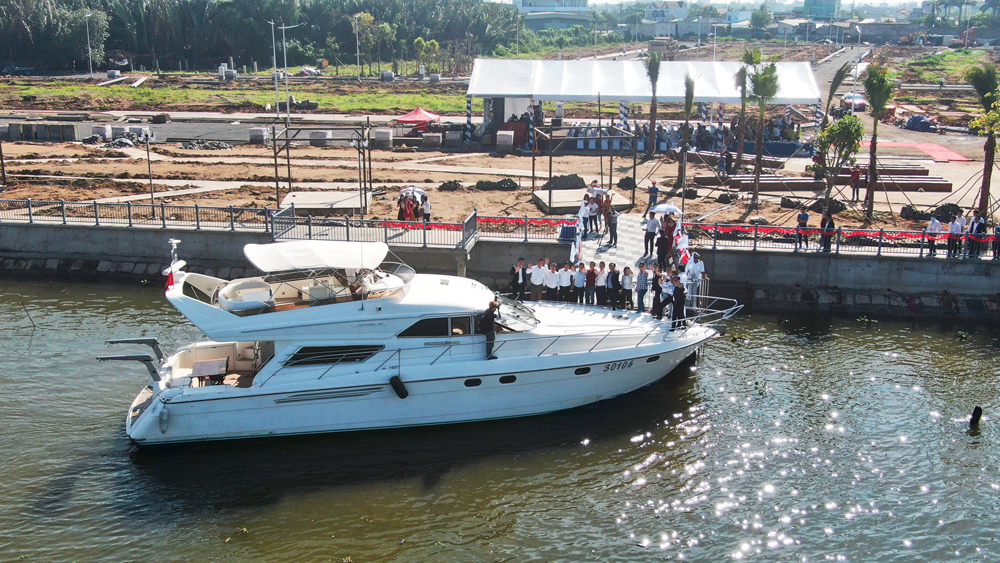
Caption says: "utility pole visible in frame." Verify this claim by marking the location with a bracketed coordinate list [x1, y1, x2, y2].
[279, 23, 301, 131]
[85, 13, 93, 77]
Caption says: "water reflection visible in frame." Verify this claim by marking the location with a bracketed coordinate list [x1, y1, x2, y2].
[2, 280, 1000, 562]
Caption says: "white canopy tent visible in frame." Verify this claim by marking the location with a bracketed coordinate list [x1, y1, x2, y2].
[244, 241, 389, 273]
[466, 59, 821, 105]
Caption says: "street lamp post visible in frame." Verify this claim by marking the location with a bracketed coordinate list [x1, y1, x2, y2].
[352, 15, 361, 81]
[267, 21, 280, 121]
[852, 26, 862, 113]
[279, 23, 301, 130]
[84, 13, 93, 77]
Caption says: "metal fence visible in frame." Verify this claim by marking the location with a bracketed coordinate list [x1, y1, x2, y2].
[686, 222, 999, 258]
[0, 199, 274, 232]
[477, 215, 579, 242]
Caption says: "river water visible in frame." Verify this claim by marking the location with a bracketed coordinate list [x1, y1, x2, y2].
[1, 279, 998, 562]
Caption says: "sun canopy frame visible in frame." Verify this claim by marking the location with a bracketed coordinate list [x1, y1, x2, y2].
[467, 59, 821, 105]
[244, 241, 389, 273]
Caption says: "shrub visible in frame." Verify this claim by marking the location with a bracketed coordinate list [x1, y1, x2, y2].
[438, 180, 463, 192]
[541, 174, 586, 190]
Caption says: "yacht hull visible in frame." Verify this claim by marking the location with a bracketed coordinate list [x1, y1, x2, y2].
[127, 336, 706, 445]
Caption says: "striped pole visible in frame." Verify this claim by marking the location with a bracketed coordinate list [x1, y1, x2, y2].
[699, 102, 708, 123]
[619, 101, 629, 129]
[785, 105, 792, 121]
[465, 96, 474, 143]
[718, 103, 725, 127]
[813, 103, 823, 128]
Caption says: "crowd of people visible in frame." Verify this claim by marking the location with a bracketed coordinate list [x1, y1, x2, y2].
[579, 181, 620, 246]
[508, 253, 707, 329]
[395, 191, 432, 223]
[928, 209, 999, 259]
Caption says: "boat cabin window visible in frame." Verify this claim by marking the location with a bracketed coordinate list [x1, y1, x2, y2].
[398, 317, 449, 338]
[283, 345, 385, 367]
[451, 316, 472, 336]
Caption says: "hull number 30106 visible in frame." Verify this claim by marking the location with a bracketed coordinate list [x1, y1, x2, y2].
[603, 360, 634, 372]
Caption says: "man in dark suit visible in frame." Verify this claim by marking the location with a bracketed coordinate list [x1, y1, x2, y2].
[670, 275, 687, 330]
[509, 257, 526, 300]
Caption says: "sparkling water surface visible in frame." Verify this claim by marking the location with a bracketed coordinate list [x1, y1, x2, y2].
[0, 280, 997, 562]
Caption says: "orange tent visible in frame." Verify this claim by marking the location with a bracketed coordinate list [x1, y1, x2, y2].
[397, 107, 441, 126]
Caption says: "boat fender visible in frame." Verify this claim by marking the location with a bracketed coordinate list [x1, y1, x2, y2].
[714, 325, 727, 338]
[158, 404, 170, 433]
[389, 376, 408, 399]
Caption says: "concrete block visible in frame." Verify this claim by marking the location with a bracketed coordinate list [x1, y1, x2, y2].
[249, 128, 269, 145]
[754, 289, 767, 300]
[121, 262, 135, 273]
[920, 295, 939, 307]
[421, 133, 442, 148]
[133, 263, 147, 274]
[8, 123, 21, 140]
[444, 131, 463, 148]
[97, 261, 112, 272]
[3, 259, 15, 269]
[147, 263, 161, 274]
[496, 131, 514, 153]
[309, 130, 332, 147]
[69, 260, 84, 271]
[218, 267, 232, 279]
[871, 294, 888, 305]
[817, 291, 835, 304]
[203, 268, 215, 278]
[13, 260, 27, 270]
[230, 268, 244, 279]
[372, 128, 393, 149]
[44, 259, 60, 270]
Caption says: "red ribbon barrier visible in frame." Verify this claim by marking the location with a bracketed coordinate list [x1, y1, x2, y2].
[477, 216, 577, 227]
[382, 221, 462, 231]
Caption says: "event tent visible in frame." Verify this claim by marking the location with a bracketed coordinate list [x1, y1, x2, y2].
[466, 59, 821, 105]
[397, 107, 441, 124]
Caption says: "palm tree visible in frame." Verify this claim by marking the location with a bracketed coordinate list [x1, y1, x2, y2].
[823, 62, 853, 130]
[861, 62, 897, 219]
[680, 74, 695, 214]
[644, 52, 662, 156]
[966, 63, 999, 214]
[750, 61, 780, 208]
[735, 47, 761, 171]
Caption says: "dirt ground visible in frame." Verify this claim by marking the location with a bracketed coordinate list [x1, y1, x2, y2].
[1, 140, 974, 229]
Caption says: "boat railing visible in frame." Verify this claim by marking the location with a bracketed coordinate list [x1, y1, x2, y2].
[365, 296, 741, 372]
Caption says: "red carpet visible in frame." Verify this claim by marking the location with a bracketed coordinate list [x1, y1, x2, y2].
[860, 141, 971, 162]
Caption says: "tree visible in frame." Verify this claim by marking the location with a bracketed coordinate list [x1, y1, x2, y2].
[965, 62, 999, 214]
[816, 115, 864, 211]
[644, 52, 662, 156]
[750, 7, 772, 38]
[734, 47, 762, 173]
[376, 22, 396, 72]
[679, 74, 695, 212]
[862, 62, 897, 219]
[750, 61, 780, 207]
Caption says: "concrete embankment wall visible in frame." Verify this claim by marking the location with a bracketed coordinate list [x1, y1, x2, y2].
[700, 249, 1000, 318]
[2, 223, 998, 318]
[0, 223, 566, 283]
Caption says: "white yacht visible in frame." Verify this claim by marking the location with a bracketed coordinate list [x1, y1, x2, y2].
[101, 240, 740, 445]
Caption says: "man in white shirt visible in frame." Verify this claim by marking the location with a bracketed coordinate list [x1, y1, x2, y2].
[685, 253, 706, 304]
[926, 216, 943, 257]
[579, 196, 591, 238]
[557, 262, 574, 301]
[644, 212, 661, 256]
[595, 262, 608, 306]
[527, 258, 548, 301]
[948, 216, 963, 258]
[420, 195, 431, 223]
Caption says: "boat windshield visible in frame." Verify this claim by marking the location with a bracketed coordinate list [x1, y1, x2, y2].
[496, 295, 538, 331]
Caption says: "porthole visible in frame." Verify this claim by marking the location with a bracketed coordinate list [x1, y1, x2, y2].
[464, 378, 482, 387]
[499, 375, 516, 384]
[574, 367, 591, 375]
[646, 355, 660, 363]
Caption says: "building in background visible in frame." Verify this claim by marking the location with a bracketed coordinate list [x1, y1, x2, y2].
[804, 0, 841, 20]
[514, 0, 590, 14]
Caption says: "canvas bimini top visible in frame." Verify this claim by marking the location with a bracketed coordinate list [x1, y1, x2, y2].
[466, 59, 822, 105]
[244, 241, 390, 273]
